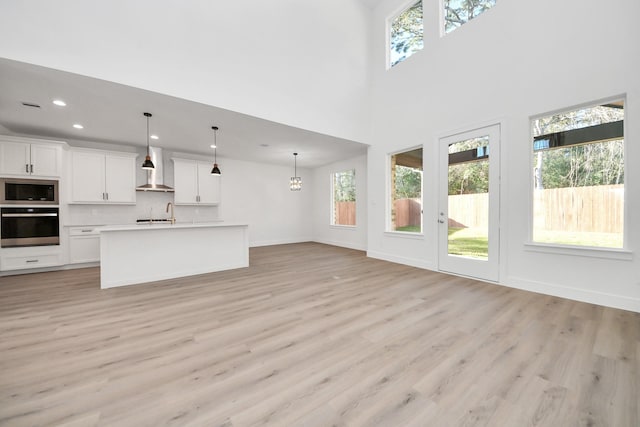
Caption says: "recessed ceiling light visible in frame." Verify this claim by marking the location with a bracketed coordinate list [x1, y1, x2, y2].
[73, 124, 84, 129]
[53, 100, 66, 107]
[210, 144, 217, 148]
[150, 134, 159, 140]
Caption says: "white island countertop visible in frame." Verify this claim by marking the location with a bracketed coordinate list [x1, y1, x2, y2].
[99, 222, 249, 289]
[98, 221, 247, 232]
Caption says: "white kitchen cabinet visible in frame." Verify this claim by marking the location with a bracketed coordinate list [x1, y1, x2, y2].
[172, 159, 220, 205]
[70, 149, 137, 204]
[105, 155, 137, 203]
[0, 246, 62, 271]
[68, 227, 100, 264]
[0, 138, 63, 177]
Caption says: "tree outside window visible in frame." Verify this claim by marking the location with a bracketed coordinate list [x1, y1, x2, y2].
[332, 170, 356, 226]
[443, 0, 497, 34]
[390, 1, 423, 67]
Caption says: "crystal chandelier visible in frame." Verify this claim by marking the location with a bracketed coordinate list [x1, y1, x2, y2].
[290, 152, 302, 191]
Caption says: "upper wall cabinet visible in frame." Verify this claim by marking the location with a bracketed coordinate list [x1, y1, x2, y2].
[0, 137, 63, 178]
[70, 149, 137, 204]
[172, 158, 220, 205]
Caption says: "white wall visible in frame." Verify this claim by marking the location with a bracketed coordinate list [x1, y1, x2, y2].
[218, 157, 314, 247]
[312, 154, 368, 250]
[367, 0, 640, 311]
[0, 0, 372, 143]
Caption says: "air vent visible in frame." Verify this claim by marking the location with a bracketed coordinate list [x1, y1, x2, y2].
[22, 102, 41, 108]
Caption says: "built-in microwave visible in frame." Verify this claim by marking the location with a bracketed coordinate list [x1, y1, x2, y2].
[0, 178, 59, 204]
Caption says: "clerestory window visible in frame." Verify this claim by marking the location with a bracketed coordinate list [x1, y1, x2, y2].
[443, 0, 497, 35]
[389, 0, 423, 68]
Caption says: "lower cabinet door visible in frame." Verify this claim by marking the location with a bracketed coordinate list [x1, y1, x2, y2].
[69, 236, 100, 263]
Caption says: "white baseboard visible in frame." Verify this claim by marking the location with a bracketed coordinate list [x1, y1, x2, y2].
[250, 237, 313, 248]
[366, 250, 436, 271]
[313, 238, 366, 251]
[504, 276, 640, 313]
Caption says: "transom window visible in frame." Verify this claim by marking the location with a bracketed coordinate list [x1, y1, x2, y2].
[443, 0, 497, 34]
[389, 0, 423, 68]
[332, 169, 356, 226]
[389, 148, 423, 233]
[531, 100, 625, 248]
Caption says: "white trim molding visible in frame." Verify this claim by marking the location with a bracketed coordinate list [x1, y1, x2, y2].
[505, 275, 640, 313]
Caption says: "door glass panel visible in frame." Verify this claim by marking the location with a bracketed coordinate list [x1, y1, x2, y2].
[447, 136, 489, 259]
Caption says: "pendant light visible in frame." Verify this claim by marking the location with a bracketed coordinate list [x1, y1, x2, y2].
[290, 152, 302, 191]
[211, 126, 221, 175]
[141, 112, 155, 170]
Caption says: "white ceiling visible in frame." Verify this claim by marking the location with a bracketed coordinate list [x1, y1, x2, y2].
[0, 58, 368, 168]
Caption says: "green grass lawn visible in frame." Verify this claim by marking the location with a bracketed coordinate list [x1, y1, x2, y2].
[448, 227, 488, 259]
[395, 225, 421, 232]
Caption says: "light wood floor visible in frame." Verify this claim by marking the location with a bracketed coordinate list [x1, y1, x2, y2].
[0, 243, 638, 427]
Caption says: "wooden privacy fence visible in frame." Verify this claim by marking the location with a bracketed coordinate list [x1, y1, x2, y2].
[334, 201, 356, 225]
[394, 198, 422, 228]
[533, 184, 623, 233]
[448, 193, 489, 229]
[447, 184, 624, 233]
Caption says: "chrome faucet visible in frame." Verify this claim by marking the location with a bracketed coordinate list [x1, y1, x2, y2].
[166, 202, 176, 224]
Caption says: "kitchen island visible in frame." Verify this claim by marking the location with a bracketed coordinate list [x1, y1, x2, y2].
[99, 222, 249, 289]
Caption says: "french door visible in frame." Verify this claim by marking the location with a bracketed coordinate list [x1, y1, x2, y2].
[438, 124, 500, 282]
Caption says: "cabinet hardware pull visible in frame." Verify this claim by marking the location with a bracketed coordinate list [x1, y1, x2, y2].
[26, 164, 29, 173]
[26, 259, 39, 263]
[105, 193, 109, 200]
[30, 164, 34, 173]
[81, 229, 92, 232]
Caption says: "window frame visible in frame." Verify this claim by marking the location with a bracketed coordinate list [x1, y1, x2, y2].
[330, 169, 357, 228]
[440, 0, 498, 36]
[387, 146, 424, 235]
[387, 0, 424, 69]
[527, 95, 630, 257]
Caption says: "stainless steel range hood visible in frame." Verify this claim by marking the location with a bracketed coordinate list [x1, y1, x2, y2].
[136, 146, 175, 192]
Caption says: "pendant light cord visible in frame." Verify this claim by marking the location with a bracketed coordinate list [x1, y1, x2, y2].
[146, 115, 150, 155]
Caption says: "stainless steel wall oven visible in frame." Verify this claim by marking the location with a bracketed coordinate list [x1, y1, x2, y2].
[1, 207, 60, 248]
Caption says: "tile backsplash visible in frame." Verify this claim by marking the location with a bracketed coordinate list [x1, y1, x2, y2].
[64, 191, 219, 226]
